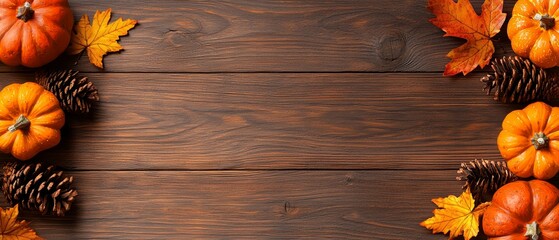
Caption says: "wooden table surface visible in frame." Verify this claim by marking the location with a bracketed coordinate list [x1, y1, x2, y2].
[0, 0, 523, 239]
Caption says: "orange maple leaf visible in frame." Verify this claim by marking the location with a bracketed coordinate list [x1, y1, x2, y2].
[420, 189, 490, 240]
[428, 0, 506, 76]
[0, 205, 43, 240]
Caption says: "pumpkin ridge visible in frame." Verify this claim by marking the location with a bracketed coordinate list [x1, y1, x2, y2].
[17, 82, 44, 117]
[492, 182, 533, 224]
[547, 31, 559, 63]
[528, 0, 546, 13]
[26, 23, 40, 66]
[27, 100, 60, 119]
[0, 132, 16, 155]
[537, 31, 559, 65]
[32, 16, 68, 43]
[505, 110, 533, 135]
[0, 17, 17, 42]
[514, 28, 543, 58]
[538, 197, 559, 226]
[28, 126, 60, 151]
[538, 203, 559, 233]
[529, 181, 557, 218]
[551, 6, 559, 18]
[2, 20, 24, 65]
[30, 0, 70, 8]
[4, 83, 20, 119]
[544, 108, 559, 134]
[525, 102, 552, 132]
[485, 201, 528, 236]
[501, 181, 535, 222]
[507, 19, 535, 41]
[30, 21, 54, 48]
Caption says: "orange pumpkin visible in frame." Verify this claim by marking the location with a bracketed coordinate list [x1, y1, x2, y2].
[0, 0, 73, 67]
[0, 82, 64, 160]
[483, 180, 559, 239]
[507, 0, 559, 68]
[497, 101, 559, 179]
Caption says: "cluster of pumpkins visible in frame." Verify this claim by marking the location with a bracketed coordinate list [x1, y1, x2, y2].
[0, 1, 74, 160]
[473, 0, 559, 238]
[486, 102, 559, 239]
[487, 0, 559, 223]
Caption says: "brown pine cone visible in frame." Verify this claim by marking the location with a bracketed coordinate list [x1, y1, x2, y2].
[457, 159, 518, 203]
[35, 69, 99, 113]
[481, 56, 559, 103]
[2, 162, 78, 216]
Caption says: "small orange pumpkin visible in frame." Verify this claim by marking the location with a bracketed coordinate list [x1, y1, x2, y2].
[497, 101, 559, 179]
[483, 180, 559, 239]
[0, 82, 64, 160]
[507, 0, 559, 68]
[0, 0, 73, 67]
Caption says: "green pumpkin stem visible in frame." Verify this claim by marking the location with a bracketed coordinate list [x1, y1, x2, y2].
[534, 13, 556, 30]
[8, 115, 30, 132]
[525, 221, 541, 240]
[16, 2, 34, 22]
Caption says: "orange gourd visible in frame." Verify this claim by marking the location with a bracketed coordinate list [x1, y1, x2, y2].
[0, 82, 64, 160]
[507, 0, 559, 68]
[0, 0, 73, 67]
[497, 102, 559, 179]
[483, 180, 559, 239]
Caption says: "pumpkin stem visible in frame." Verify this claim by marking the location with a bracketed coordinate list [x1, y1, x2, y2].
[525, 221, 541, 240]
[8, 115, 30, 132]
[534, 13, 555, 30]
[531, 132, 549, 150]
[16, 2, 34, 22]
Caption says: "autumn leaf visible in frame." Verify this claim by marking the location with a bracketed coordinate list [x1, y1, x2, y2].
[68, 9, 137, 68]
[0, 205, 43, 240]
[420, 189, 490, 240]
[428, 0, 506, 76]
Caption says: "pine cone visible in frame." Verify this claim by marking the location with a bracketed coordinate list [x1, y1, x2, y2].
[2, 162, 78, 216]
[481, 56, 559, 103]
[35, 69, 99, 113]
[457, 159, 517, 203]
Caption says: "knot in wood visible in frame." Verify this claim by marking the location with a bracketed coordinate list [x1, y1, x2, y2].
[378, 31, 406, 61]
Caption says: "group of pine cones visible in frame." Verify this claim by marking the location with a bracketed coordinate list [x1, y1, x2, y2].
[0, 69, 99, 216]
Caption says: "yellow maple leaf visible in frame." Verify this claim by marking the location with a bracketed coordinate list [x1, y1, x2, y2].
[68, 9, 137, 68]
[420, 189, 490, 240]
[0, 205, 43, 240]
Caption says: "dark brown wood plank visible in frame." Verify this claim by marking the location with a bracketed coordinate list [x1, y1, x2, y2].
[9, 170, 457, 239]
[0, 0, 515, 73]
[0, 73, 513, 170]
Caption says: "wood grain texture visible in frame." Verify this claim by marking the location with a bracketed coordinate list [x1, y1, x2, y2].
[0, 1, 523, 239]
[0, 72, 515, 170]
[7, 170, 458, 239]
[0, 0, 515, 73]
